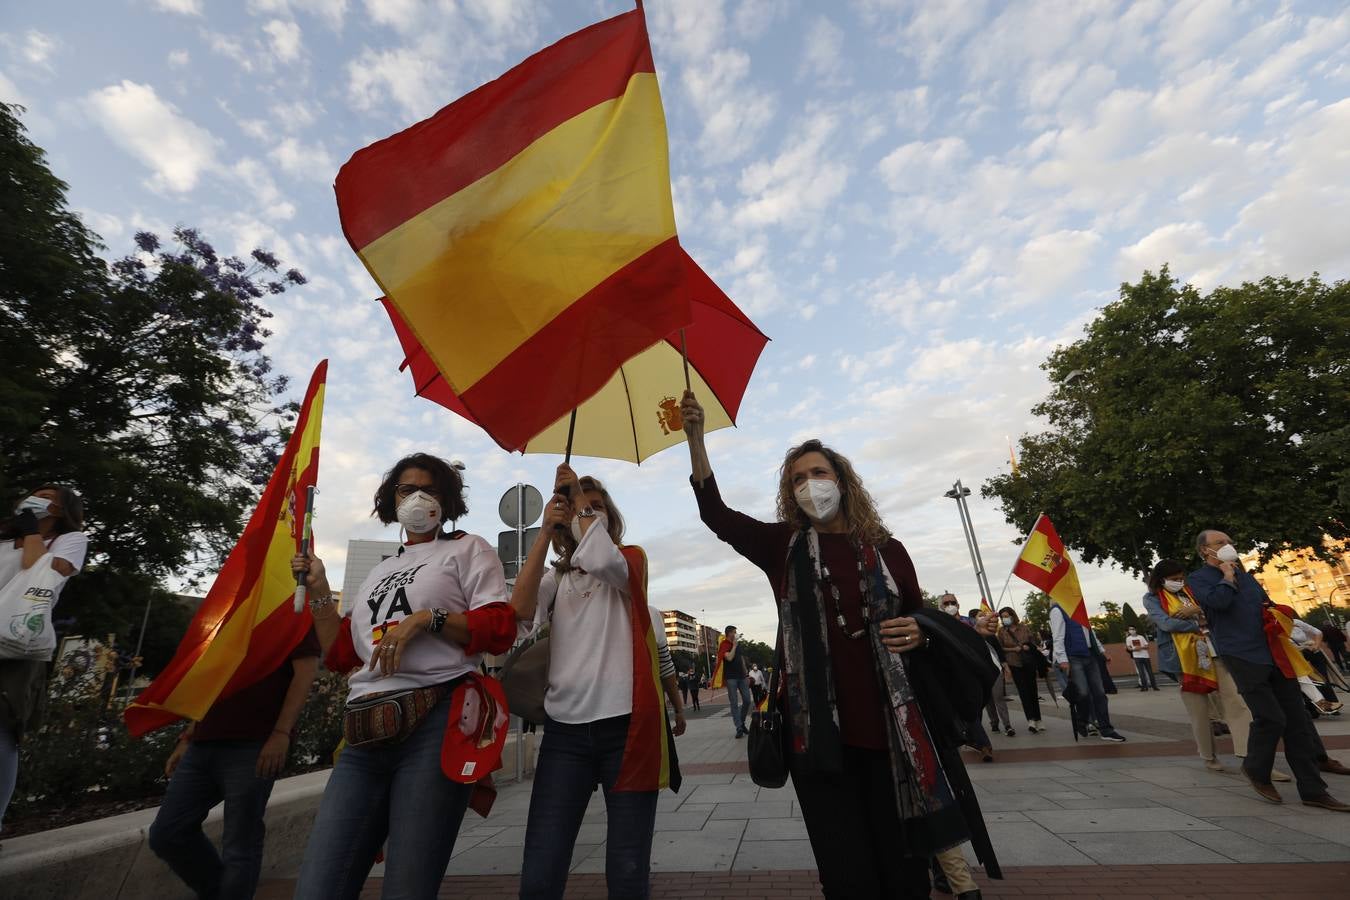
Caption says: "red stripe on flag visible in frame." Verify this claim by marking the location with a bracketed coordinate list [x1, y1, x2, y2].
[456, 236, 689, 451]
[125, 362, 326, 738]
[335, 9, 655, 251]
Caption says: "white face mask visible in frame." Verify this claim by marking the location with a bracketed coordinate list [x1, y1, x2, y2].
[794, 478, 841, 523]
[1000, 616, 1013, 627]
[1215, 544, 1239, 563]
[396, 490, 442, 534]
[1163, 579, 1185, 593]
[570, 515, 584, 543]
[16, 495, 52, 517]
[942, 605, 960, 617]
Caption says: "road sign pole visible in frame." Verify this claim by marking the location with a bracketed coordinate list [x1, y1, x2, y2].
[514, 483, 525, 783]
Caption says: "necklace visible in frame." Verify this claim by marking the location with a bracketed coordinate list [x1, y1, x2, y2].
[818, 544, 873, 640]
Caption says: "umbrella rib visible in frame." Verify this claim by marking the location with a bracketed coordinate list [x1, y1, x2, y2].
[619, 365, 639, 462]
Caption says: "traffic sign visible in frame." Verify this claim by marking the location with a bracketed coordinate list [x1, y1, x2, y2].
[498, 484, 544, 528]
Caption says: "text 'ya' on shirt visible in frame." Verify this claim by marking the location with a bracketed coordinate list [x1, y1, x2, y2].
[347, 534, 509, 701]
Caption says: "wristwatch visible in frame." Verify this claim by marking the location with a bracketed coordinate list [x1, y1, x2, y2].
[428, 607, 449, 634]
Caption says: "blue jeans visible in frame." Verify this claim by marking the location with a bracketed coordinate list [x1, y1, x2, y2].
[295, 695, 471, 900]
[520, 715, 658, 899]
[725, 676, 752, 734]
[1068, 656, 1114, 732]
[147, 740, 275, 900]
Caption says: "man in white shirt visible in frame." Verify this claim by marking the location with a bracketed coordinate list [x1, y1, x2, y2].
[748, 663, 766, 708]
[1125, 627, 1159, 691]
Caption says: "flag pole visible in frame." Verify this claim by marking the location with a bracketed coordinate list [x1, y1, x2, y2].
[994, 512, 1044, 609]
[680, 329, 691, 392]
[293, 484, 316, 614]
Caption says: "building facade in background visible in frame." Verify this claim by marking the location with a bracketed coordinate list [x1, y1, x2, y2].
[661, 609, 699, 654]
[1244, 537, 1350, 617]
[341, 539, 401, 614]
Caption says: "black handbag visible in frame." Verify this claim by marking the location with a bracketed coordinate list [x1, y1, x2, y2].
[747, 632, 788, 789]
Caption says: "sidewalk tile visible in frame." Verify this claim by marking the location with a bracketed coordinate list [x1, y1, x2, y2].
[1178, 829, 1304, 862]
[1258, 813, 1350, 846]
[1200, 815, 1325, 844]
[709, 801, 792, 820]
[743, 818, 810, 841]
[732, 838, 817, 872]
[682, 783, 761, 804]
[980, 821, 1095, 867]
[1061, 831, 1228, 864]
[1027, 807, 1218, 833]
[654, 808, 714, 832]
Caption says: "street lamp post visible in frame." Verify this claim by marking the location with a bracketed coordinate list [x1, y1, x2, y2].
[944, 479, 993, 610]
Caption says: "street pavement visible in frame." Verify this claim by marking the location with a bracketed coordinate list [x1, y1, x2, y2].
[258, 681, 1350, 898]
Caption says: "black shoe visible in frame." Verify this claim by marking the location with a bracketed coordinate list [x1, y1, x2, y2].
[1005, 727, 1015, 737]
[1152, 686, 1160, 691]
[734, 731, 745, 739]
[956, 891, 983, 900]
[1100, 730, 1127, 743]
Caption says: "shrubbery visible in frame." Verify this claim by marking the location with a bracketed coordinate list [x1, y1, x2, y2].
[9, 669, 348, 826]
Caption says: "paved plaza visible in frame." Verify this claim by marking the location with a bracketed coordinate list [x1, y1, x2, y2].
[257, 682, 1350, 898]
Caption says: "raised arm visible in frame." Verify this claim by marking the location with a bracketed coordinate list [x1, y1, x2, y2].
[681, 389, 713, 486]
[510, 495, 570, 623]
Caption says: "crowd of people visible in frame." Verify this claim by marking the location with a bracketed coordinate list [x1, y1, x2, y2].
[5, 388, 1350, 899]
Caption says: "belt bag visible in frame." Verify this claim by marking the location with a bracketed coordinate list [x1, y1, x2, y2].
[343, 683, 450, 748]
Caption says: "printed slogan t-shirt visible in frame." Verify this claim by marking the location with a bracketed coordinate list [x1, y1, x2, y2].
[346, 534, 510, 701]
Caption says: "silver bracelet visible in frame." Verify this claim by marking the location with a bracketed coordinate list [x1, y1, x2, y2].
[309, 593, 335, 612]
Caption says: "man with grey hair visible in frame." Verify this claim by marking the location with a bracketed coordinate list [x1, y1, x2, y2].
[1188, 529, 1349, 812]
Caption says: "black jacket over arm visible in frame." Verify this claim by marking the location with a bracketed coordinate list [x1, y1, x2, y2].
[909, 608, 1002, 879]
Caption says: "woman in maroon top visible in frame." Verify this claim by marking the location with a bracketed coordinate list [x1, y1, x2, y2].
[680, 391, 998, 899]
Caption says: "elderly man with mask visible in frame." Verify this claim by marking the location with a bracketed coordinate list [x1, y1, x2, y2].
[1189, 530, 1350, 811]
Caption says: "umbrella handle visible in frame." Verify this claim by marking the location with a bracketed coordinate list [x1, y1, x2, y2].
[680, 329, 690, 392]
[555, 409, 578, 531]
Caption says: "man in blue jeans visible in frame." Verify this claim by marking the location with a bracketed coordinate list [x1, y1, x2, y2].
[719, 625, 753, 738]
[149, 630, 319, 898]
[1051, 604, 1126, 742]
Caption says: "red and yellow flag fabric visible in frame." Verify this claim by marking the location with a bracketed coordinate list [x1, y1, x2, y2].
[1012, 514, 1090, 628]
[1157, 587, 1219, 694]
[335, 7, 691, 452]
[616, 545, 672, 792]
[125, 361, 327, 737]
[710, 637, 732, 690]
[1267, 605, 1318, 682]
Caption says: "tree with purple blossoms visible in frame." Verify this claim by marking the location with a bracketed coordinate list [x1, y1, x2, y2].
[1, 102, 306, 672]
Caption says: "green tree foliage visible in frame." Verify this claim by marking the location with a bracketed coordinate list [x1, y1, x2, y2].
[983, 267, 1350, 576]
[1089, 600, 1126, 644]
[1021, 591, 1052, 635]
[1, 102, 305, 674]
[737, 638, 774, 671]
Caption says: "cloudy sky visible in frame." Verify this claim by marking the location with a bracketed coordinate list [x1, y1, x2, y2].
[5, 0, 1349, 641]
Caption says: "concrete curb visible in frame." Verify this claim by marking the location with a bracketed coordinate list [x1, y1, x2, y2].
[1, 733, 539, 900]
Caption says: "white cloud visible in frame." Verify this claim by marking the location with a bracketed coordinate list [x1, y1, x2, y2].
[151, 0, 203, 15]
[249, 0, 348, 29]
[20, 30, 58, 69]
[167, 49, 191, 67]
[1013, 229, 1103, 299]
[877, 136, 969, 193]
[203, 30, 257, 73]
[0, 69, 23, 105]
[86, 81, 219, 192]
[270, 136, 335, 179]
[346, 39, 467, 119]
[264, 19, 304, 62]
[801, 16, 845, 84]
[735, 111, 849, 228]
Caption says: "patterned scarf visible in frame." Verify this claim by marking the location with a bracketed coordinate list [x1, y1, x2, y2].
[1157, 587, 1218, 693]
[778, 528, 958, 825]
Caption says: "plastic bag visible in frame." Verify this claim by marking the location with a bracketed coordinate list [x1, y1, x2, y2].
[0, 552, 66, 660]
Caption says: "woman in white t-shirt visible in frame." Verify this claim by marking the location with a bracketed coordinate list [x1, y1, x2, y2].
[510, 465, 675, 900]
[290, 453, 517, 900]
[1, 484, 89, 831]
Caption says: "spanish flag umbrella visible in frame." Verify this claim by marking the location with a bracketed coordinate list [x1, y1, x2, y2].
[380, 248, 768, 463]
[335, 6, 700, 456]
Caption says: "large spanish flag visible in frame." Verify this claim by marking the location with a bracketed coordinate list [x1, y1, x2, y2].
[335, 7, 691, 452]
[1012, 514, 1090, 628]
[125, 361, 327, 737]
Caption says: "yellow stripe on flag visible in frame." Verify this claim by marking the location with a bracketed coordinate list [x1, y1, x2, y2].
[358, 73, 675, 393]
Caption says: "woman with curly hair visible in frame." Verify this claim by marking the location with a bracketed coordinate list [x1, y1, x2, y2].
[679, 392, 1000, 899]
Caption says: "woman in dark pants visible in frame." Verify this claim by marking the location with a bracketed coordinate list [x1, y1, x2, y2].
[998, 607, 1044, 733]
[681, 392, 999, 899]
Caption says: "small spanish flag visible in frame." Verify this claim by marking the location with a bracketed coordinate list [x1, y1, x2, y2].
[335, 7, 691, 452]
[126, 361, 327, 736]
[1012, 514, 1089, 628]
[371, 620, 400, 644]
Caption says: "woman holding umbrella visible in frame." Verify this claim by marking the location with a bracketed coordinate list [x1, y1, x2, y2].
[679, 392, 1000, 899]
[510, 465, 676, 900]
